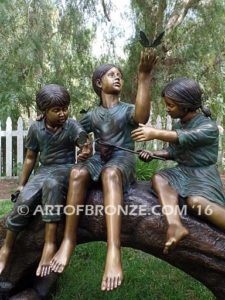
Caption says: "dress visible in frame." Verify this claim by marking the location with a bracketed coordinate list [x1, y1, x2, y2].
[6, 118, 87, 231]
[157, 113, 225, 206]
[77, 101, 138, 189]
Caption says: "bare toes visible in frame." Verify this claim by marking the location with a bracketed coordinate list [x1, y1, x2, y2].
[50, 261, 58, 272]
[118, 278, 122, 286]
[113, 277, 117, 289]
[52, 263, 59, 272]
[164, 238, 176, 254]
[41, 267, 44, 277]
[107, 278, 111, 291]
[101, 278, 107, 291]
[58, 265, 64, 273]
[47, 266, 52, 276]
[36, 268, 41, 277]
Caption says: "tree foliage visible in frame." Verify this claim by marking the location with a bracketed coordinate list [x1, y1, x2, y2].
[0, 0, 225, 127]
[0, 0, 96, 125]
[122, 0, 225, 125]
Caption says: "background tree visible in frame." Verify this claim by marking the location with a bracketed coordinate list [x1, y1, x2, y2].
[0, 0, 225, 127]
[121, 0, 225, 126]
[0, 0, 96, 125]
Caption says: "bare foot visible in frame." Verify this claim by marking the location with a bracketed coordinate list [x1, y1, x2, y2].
[36, 242, 57, 277]
[101, 246, 123, 292]
[0, 245, 11, 274]
[163, 223, 189, 254]
[50, 239, 76, 273]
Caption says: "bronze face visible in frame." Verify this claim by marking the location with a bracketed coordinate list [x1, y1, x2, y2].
[163, 96, 186, 119]
[46, 106, 69, 127]
[99, 67, 123, 95]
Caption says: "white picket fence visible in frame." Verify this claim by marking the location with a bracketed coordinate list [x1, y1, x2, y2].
[0, 116, 224, 178]
[0, 117, 27, 178]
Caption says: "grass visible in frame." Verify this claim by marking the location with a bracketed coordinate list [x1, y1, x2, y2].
[0, 199, 12, 215]
[135, 159, 164, 180]
[135, 142, 176, 181]
[52, 242, 215, 300]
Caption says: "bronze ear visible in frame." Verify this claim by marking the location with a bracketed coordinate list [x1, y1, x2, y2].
[96, 79, 102, 88]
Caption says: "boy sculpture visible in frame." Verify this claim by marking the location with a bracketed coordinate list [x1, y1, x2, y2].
[0, 84, 90, 277]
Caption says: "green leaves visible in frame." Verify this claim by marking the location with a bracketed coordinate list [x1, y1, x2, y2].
[123, 0, 225, 124]
[0, 0, 96, 121]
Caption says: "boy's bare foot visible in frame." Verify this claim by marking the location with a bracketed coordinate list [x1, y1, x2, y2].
[163, 223, 189, 254]
[101, 246, 123, 292]
[0, 245, 11, 274]
[50, 239, 75, 273]
[36, 242, 57, 277]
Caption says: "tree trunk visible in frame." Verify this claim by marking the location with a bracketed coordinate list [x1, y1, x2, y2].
[0, 181, 225, 299]
[165, 0, 201, 34]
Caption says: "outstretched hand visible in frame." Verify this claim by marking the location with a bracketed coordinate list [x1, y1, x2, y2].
[131, 123, 157, 142]
[138, 48, 157, 74]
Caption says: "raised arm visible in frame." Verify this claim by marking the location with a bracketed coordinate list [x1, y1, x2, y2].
[133, 48, 157, 124]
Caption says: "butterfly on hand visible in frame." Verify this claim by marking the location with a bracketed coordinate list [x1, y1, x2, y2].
[139, 30, 164, 48]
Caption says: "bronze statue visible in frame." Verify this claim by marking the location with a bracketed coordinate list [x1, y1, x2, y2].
[132, 78, 225, 254]
[0, 84, 90, 277]
[49, 49, 157, 292]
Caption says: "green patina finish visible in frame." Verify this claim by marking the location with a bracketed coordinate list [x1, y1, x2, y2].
[26, 118, 86, 165]
[6, 118, 87, 230]
[158, 113, 225, 206]
[78, 101, 138, 189]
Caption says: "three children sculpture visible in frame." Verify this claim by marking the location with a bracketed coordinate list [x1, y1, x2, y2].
[0, 49, 225, 292]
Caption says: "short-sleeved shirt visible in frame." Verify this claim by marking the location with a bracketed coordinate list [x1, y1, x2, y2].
[81, 101, 137, 151]
[25, 118, 87, 165]
[166, 113, 219, 167]
[77, 101, 138, 189]
[157, 113, 225, 206]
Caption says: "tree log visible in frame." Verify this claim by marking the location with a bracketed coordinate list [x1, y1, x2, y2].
[0, 181, 225, 299]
